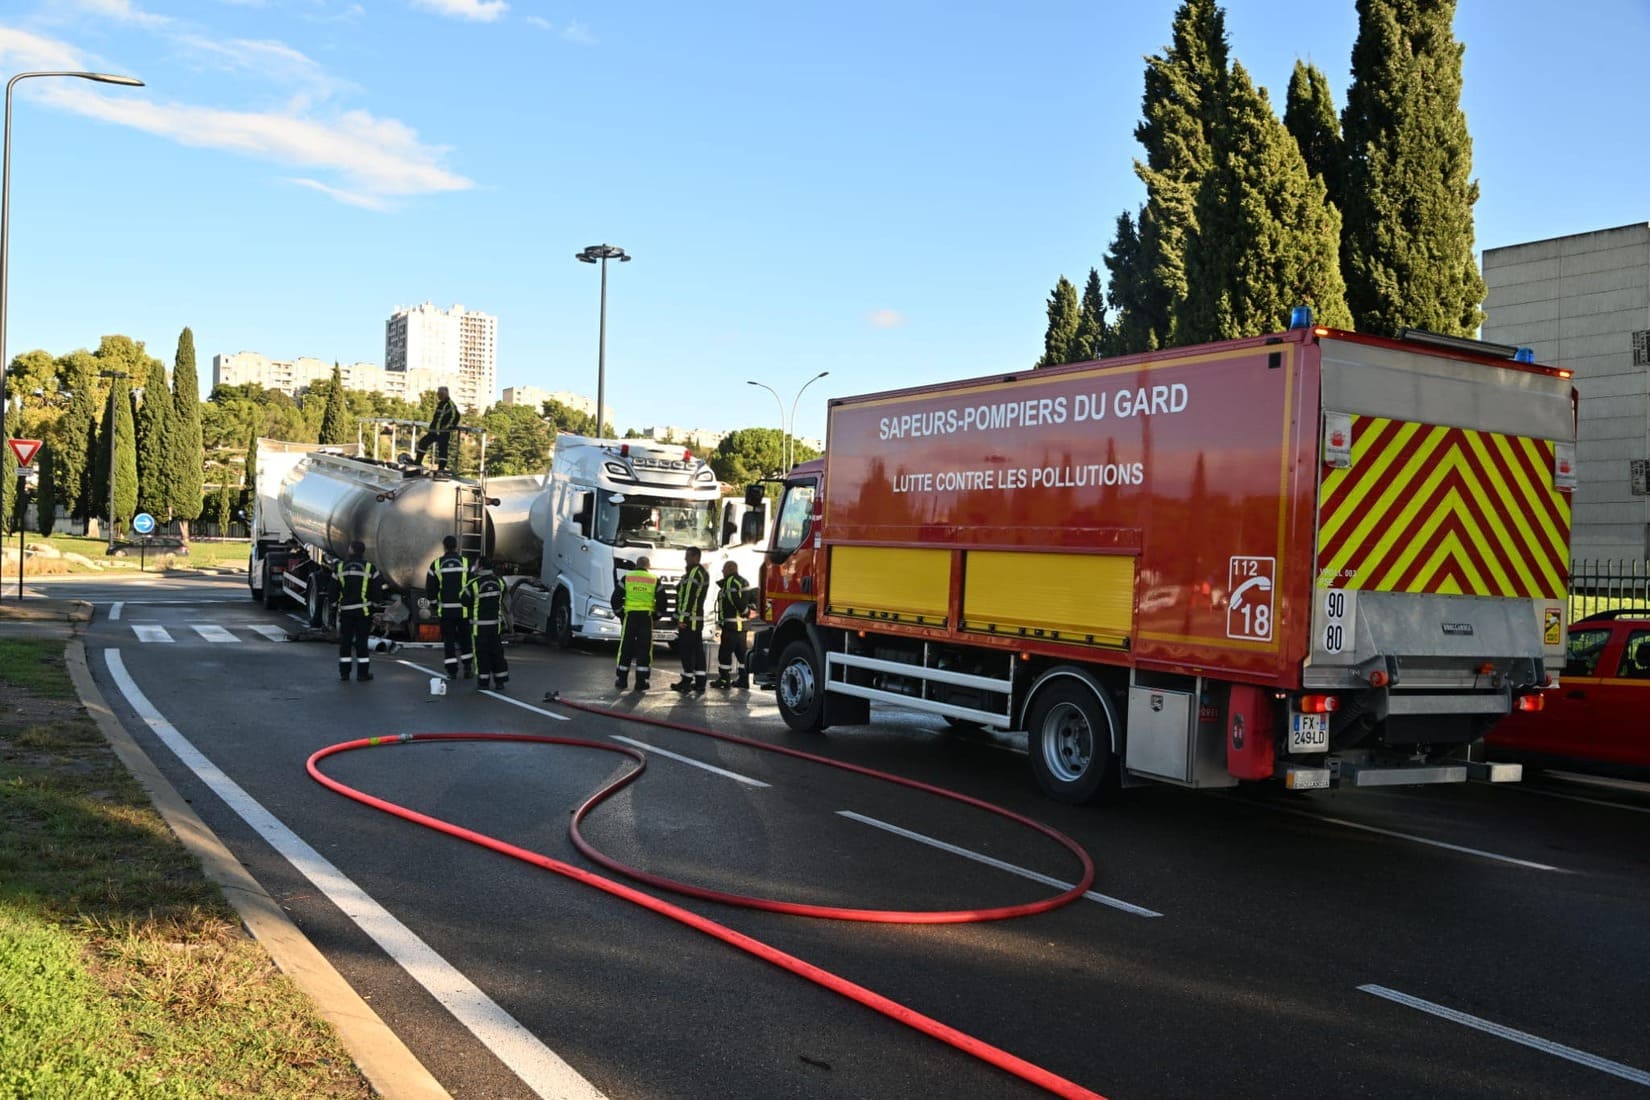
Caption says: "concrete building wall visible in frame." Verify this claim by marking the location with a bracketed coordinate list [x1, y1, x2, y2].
[1483, 223, 1650, 561]
[385, 302, 496, 411]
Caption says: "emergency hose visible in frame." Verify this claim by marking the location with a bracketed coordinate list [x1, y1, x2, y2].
[307, 704, 1105, 1099]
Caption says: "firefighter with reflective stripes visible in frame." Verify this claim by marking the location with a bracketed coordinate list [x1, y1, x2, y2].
[714, 559, 751, 690]
[334, 540, 383, 682]
[462, 557, 509, 691]
[670, 547, 710, 696]
[612, 555, 658, 691]
[425, 534, 472, 679]
[414, 385, 461, 470]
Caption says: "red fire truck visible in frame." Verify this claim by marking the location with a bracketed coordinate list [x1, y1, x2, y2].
[747, 320, 1577, 802]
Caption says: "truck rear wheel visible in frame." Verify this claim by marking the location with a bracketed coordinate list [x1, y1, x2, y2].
[306, 577, 326, 627]
[776, 638, 826, 733]
[549, 589, 573, 648]
[1027, 680, 1119, 805]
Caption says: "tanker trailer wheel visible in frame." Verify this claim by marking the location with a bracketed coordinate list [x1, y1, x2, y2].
[549, 589, 574, 649]
[262, 561, 281, 611]
[306, 576, 328, 627]
[776, 639, 827, 733]
[1026, 680, 1120, 805]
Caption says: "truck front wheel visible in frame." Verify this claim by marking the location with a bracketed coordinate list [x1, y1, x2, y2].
[549, 589, 573, 648]
[262, 561, 280, 611]
[1027, 680, 1119, 805]
[776, 639, 826, 733]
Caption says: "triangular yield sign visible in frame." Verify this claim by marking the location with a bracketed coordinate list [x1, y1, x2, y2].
[7, 438, 42, 467]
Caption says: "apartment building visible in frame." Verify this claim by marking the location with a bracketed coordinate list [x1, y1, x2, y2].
[386, 302, 497, 411]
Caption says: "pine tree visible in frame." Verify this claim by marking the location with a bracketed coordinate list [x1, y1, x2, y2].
[1182, 62, 1351, 342]
[1131, 0, 1231, 348]
[1340, 0, 1484, 335]
[1284, 60, 1343, 212]
[169, 327, 205, 537]
[135, 357, 174, 521]
[1036, 277, 1081, 368]
[319, 363, 351, 444]
[1102, 210, 1157, 355]
[1072, 268, 1108, 362]
[35, 444, 56, 535]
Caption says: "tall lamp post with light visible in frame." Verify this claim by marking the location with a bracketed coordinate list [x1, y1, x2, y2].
[0, 70, 144, 477]
[574, 243, 630, 441]
[746, 370, 828, 474]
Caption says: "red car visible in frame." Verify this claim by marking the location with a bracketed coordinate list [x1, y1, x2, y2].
[1487, 610, 1650, 772]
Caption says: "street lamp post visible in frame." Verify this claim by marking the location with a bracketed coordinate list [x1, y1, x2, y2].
[0, 70, 144, 480]
[574, 243, 631, 441]
[98, 369, 130, 552]
[746, 370, 829, 474]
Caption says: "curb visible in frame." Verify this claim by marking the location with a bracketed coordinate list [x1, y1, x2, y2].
[66, 639, 452, 1100]
[0, 599, 94, 623]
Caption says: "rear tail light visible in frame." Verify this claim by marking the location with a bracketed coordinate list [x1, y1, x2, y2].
[1515, 694, 1545, 713]
[1298, 694, 1340, 714]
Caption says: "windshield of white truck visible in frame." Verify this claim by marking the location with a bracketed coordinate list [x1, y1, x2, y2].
[596, 494, 719, 551]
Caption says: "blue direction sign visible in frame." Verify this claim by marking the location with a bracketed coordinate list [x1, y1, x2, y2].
[132, 512, 156, 535]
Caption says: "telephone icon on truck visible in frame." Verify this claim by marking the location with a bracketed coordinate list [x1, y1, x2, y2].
[1227, 556, 1276, 641]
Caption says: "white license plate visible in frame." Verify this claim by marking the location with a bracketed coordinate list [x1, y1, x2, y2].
[1288, 713, 1330, 753]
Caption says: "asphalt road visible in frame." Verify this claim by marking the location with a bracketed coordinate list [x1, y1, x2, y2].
[67, 572, 1650, 1099]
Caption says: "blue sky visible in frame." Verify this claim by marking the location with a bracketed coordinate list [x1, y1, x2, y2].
[2, 0, 1646, 442]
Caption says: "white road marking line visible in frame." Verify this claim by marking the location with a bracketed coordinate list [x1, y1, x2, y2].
[104, 649, 604, 1100]
[836, 811, 1162, 918]
[193, 624, 240, 643]
[110, 602, 124, 621]
[608, 735, 768, 787]
[131, 624, 173, 643]
[1544, 770, 1650, 796]
[1254, 803, 1566, 873]
[1358, 984, 1650, 1087]
[393, 659, 571, 722]
[1513, 786, 1650, 816]
[248, 624, 290, 642]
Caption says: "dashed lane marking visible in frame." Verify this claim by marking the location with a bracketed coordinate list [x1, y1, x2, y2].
[110, 602, 124, 621]
[1359, 984, 1650, 1087]
[837, 811, 1163, 918]
[608, 735, 768, 787]
[393, 659, 570, 721]
[1236, 801, 1568, 873]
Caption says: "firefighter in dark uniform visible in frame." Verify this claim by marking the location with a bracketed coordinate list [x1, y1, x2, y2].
[714, 559, 751, 690]
[669, 547, 710, 696]
[425, 534, 472, 679]
[463, 557, 509, 691]
[334, 540, 383, 682]
[414, 386, 462, 470]
[612, 555, 658, 691]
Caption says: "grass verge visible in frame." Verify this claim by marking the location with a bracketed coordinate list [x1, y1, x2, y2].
[0, 638, 371, 1099]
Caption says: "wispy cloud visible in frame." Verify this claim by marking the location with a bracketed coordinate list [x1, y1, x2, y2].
[1, 27, 474, 209]
[524, 15, 552, 30]
[174, 34, 356, 108]
[73, 0, 172, 27]
[868, 309, 907, 329]
[561, 19, 595, 45]
[410, 0, 508, 21]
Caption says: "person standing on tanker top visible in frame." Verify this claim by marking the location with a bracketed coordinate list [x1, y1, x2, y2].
[714, 559, 752, 690]
[670, 546, 711, 697]
[613, 555, 659, 692]
[463, 556, 509, 692]
[334, 541, 384, 682]
[426, 534, 472, 679]
[414, 386, 461, 470]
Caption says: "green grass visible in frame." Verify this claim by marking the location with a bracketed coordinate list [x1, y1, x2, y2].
[0, 640, 371, 1099]
[16, 533, 249, 574]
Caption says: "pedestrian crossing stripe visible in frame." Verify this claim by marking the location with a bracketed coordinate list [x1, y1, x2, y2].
[128, 623, 291, 643]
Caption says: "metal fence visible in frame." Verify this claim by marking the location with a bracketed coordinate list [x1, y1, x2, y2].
[1569, 559, 1650, 621]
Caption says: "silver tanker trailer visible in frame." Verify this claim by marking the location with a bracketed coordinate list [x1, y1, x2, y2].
[253, 447, 541, 635]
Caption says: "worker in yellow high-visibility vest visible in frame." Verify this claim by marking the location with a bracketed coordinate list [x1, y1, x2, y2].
[612, 555, 658, 691]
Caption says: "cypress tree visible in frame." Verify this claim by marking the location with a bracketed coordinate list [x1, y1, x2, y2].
[1, 414, 15, 536]
[170, 327, 205, 538]
[98, 376, 138, 538]
[135, 357, 174, 521]
[1182, 63, 1352, 342]
[244, 430, 258, 489]
[319, 363, 351, 444]
[54, 351, 98, 529]
[36, 444, 56, 535]
[1131, 0, 1231, 348]
[1036, 277, 1081, 368]
[1103, 209, 1156, 355]
[1341, 0, 1484, 335]
[1072, 268, 1109, 362]
[1284, 60, 1343, 212]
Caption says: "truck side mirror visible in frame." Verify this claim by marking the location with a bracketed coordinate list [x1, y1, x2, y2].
[741, 511, 765, 545]
[744, 483, 766, 507]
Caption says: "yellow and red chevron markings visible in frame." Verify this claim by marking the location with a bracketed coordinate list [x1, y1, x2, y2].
[1317, 415, 1570, 599]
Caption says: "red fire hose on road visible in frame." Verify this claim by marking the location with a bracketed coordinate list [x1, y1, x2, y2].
[307, 701, 1106, 1098]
